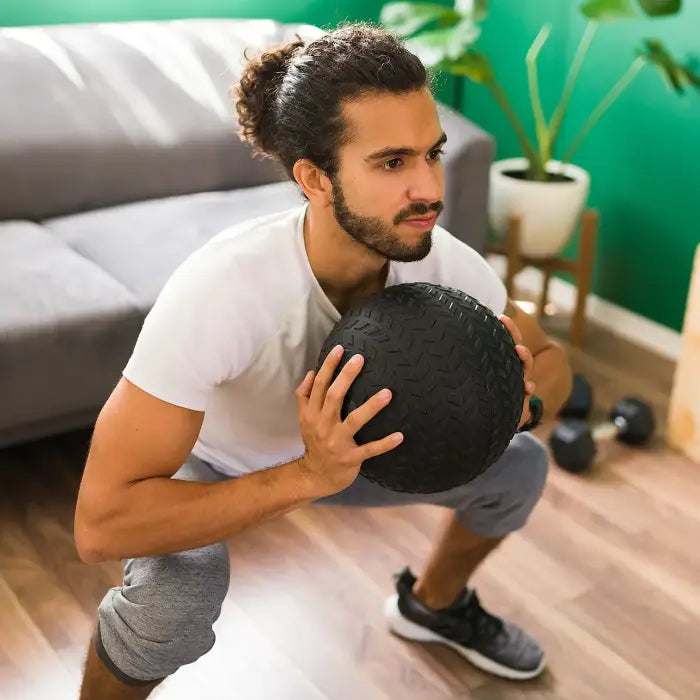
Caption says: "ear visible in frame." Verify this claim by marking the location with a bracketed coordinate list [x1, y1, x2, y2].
[292, 159, 334, 206]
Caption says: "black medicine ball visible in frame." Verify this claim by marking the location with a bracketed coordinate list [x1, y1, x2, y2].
[316, 283, 524, 494]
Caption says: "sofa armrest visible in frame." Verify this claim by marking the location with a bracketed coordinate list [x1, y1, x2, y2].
[435, 103, 495, 255]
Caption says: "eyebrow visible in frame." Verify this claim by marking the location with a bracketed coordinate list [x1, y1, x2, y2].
[365, 132, 448, 162]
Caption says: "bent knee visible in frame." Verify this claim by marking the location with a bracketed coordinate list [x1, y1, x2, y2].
[97, 542, 229, 682]
[456, 433, 549, 537]
[97, 605, 218, 682]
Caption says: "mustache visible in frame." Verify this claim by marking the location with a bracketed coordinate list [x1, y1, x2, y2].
[394, 201, 444, 225]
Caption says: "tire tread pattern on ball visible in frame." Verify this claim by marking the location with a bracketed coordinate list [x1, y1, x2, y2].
[317, 283, 524, 494]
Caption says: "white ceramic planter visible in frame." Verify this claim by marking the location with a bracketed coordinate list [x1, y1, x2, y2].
[488, 158, 590, 258]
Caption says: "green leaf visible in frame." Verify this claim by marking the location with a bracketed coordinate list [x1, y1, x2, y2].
[404, 19, 481, 67]
[636, 0, 681, 17]
[453, 0, 488, 21]
[442, 50, 493, 83]
[379, 2, 461, 38]
[580, 0, 637, 20]
[637, 38, 700, 94]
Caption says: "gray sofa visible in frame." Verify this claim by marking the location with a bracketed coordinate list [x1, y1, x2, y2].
[0, 18, 495, 449]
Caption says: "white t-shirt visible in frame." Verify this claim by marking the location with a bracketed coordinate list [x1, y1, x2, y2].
[122, 204, 507, 477]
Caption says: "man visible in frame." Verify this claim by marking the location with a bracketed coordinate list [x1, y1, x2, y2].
[75, 23, 572, 699]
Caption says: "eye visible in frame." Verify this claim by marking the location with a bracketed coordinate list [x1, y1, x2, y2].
[428, 148, 446, 161]
[382, 158, 403, 171]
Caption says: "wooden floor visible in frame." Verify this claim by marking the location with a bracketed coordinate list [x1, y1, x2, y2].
[1, 308, 698, 700]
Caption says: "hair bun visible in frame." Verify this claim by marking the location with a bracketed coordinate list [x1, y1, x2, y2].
[233, 36, 305, 157]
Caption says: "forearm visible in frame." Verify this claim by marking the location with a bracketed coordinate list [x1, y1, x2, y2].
[80, 458, 322, 562]
[531, 341, 573, 422]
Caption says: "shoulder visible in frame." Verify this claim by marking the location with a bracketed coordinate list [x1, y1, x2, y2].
[123, 206, 312, 407]
[165, 205, 310, 308]
[146, 204, 312, 363]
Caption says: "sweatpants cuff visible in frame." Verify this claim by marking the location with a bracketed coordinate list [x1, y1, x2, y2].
[95, 620, 167, 687]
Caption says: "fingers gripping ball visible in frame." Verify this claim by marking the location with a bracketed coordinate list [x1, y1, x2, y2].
[316, 283, 524, 494]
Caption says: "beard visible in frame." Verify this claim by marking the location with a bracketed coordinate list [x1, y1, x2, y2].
[331, 178, 443, 263]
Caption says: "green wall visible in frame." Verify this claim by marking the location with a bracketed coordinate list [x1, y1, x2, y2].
[461, 1, 700, 332]
[0, 0, 382, 29]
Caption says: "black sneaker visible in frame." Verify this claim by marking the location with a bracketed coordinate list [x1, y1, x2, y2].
[383, 566, 546, 680]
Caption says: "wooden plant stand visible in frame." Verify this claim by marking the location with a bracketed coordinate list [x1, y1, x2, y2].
[486, 209, 598, 347]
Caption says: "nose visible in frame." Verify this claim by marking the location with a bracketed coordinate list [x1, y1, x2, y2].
[406, 160, 444, 204]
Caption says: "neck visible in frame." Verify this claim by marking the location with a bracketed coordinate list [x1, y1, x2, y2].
[303, 201, 388, 310]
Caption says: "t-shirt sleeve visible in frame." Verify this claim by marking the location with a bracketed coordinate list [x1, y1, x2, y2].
[433, 227, 508, 316]
[122, 262, 256, 411]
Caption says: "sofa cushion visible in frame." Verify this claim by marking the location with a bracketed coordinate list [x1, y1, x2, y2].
[0, 221, 143, 432]
[44, 181, 304, 311]
[0, 19, 323, 220]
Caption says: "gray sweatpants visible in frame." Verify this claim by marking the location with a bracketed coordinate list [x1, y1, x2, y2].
[95, 432, 548, 685]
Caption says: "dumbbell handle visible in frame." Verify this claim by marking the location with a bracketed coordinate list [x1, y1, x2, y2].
[591, 416, 628, 441]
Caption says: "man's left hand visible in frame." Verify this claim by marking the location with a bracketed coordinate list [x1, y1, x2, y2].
[499, 314, 535, 429]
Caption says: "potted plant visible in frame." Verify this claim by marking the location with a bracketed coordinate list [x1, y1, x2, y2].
[380, 0, 699, 257]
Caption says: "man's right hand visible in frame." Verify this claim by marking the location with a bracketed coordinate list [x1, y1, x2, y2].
[295, 344, 404, 497]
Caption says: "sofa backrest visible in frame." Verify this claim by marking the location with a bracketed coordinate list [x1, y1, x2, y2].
[0, 19, 324, 221]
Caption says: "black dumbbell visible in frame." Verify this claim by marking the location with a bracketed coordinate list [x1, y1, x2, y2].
[558, 373, 593, 420]
[550, 397, 655, 473]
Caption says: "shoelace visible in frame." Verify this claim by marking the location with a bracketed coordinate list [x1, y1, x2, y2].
[456, 592, 504, 641]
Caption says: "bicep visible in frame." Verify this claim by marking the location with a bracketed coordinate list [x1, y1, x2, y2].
[76, 377, 204, 521]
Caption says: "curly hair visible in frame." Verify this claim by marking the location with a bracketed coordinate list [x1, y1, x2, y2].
[232, 23, 430, 181]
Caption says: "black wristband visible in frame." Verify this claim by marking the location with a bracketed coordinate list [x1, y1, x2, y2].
[518, 396, 543, 432]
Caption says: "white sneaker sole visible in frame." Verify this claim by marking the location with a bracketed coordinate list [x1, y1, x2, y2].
[383, 594, 546, 681]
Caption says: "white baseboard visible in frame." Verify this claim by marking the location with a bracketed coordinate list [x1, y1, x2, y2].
[487, 256, 682, 361]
